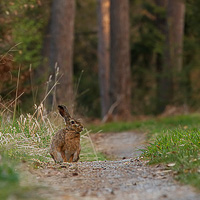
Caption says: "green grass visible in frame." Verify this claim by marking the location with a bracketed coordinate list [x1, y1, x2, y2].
[0, 155, 19, 199]
[88, 114, 200, 190]
[141, 128, 200, 189]
[88, 114, 200, 135]
[0, 154, 42, 199]
[80, 138, 106, 161]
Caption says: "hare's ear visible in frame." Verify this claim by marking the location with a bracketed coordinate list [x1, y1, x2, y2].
[58, 105, 71, 118]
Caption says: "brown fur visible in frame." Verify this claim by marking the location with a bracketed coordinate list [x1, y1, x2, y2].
[50, 105, 83, 163]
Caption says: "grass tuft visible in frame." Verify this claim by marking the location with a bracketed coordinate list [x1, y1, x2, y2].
[141, 127, 200, 190]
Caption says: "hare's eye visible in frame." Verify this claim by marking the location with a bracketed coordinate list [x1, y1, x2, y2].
[71, 120, 75, 124]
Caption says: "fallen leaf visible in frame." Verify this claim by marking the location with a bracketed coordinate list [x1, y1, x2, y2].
[167, 163, 176, 167]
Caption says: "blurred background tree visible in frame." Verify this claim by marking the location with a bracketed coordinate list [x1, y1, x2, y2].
[97, 0, 110, 119]
[48, 0, 75, 111]
[1, 0, 200, 119]
[109, 0, 131, 120]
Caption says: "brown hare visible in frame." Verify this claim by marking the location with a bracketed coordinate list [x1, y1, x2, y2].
[50, 105, 83, 163]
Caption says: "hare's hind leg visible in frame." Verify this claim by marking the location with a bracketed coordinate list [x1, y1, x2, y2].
[72, 153, 80, 162]
[52, 151, 63, 163]
[50, 146, 63, 163]
[73, 149, 81, 162]
[73, 144, 81, 162]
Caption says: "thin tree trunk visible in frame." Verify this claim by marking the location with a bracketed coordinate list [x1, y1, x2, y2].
[97, 0, 110, 118]
[49, 0, 75, 109]
[155, 0, 168, 113]
[156, 0, 185, 113]
[167, 0, 185, 104]
[167, 0, 185, 73]
[110, 0, 131, 119]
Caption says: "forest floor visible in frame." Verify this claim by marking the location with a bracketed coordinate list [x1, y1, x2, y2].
[23, 131, 199, 200]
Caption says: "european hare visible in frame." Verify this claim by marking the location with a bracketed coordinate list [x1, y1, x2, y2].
[50, 105, 83, 163]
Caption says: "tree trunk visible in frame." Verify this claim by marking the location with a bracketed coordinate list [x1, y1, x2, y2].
[167, 0, 185, 104]
[97, 0, 110, 118]
[49, 0, 75, 109]
[156, 0, 185, 113]
[167, 0, 185, 73]
[155, 0, 168, 113]
[110, 0, 131, 119]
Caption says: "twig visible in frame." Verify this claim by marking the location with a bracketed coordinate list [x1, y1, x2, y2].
[1, 92, 24, 115]
[13, 66, 21, 123]
[0, 43, 22, 62]
[31, 75, 63, 120]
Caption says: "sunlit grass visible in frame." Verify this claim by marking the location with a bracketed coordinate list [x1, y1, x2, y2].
[0, 106, 105, 164]
[1, 112, 56, 163]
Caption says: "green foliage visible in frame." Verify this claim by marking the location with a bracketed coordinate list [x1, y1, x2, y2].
[2, 0, 50, 67]
[0, 0, 51, 109]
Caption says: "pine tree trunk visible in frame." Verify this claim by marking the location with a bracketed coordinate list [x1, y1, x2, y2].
[110, 0, 131, 119]
[167, 0, 185, 73]
[49, 0, 75, 109]
[156, 0, 185, 113]
[167, 0, 185, 103]
[155, 0, 168, 113]
[97, 0, 110, 118]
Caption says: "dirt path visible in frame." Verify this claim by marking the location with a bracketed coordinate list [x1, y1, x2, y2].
[90, 131, 146, 159]
[29, 132, 199, 200]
